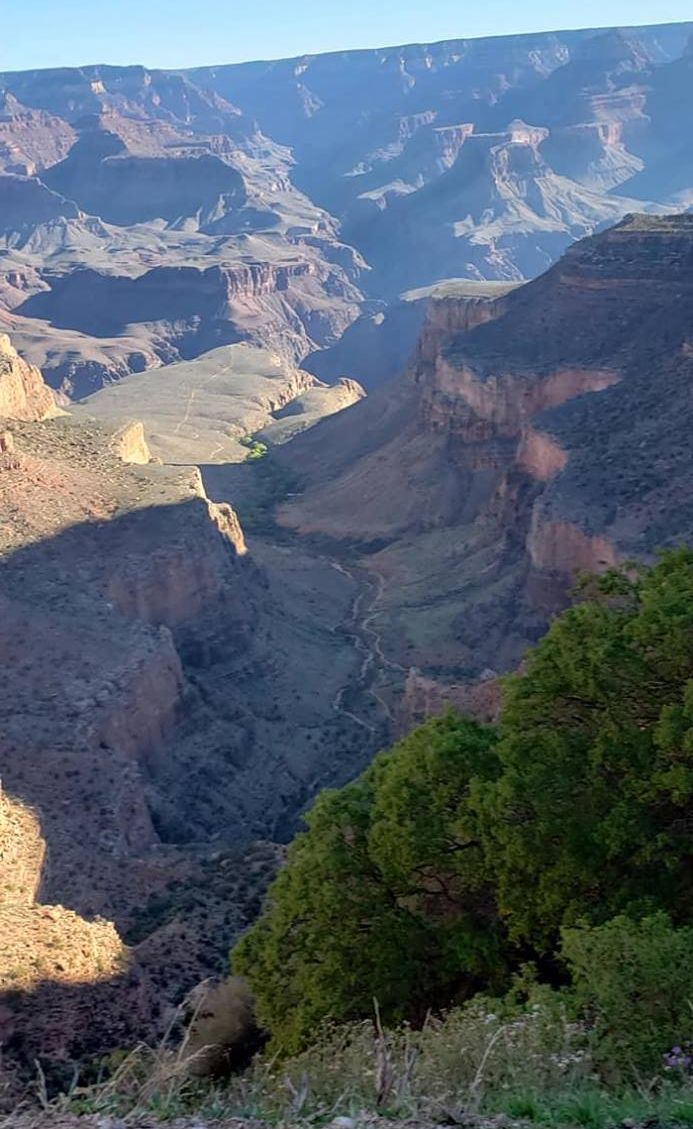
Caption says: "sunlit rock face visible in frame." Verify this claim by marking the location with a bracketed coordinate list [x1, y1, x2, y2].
[0, 332, 58, 419]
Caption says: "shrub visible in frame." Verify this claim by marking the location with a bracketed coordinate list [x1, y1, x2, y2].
[232, 714, 508, 1055]
[480, 548, 693, 946]
[561, 913, 693, 1083]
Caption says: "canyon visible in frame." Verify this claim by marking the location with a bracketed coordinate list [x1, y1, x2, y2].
[0, 334, 385, 1075]
[1, 21, 693, 1080]
[0, 22, 691, 400]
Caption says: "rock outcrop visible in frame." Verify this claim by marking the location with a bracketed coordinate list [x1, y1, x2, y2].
[0, 332, 58, 419]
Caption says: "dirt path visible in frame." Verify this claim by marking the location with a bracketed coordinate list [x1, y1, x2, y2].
[328, 557, 407, 731]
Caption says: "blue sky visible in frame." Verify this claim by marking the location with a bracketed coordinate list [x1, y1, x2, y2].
[1, 0, 691, 72]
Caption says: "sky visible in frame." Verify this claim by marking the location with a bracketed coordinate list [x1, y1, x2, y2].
[0, 0, 691, 72]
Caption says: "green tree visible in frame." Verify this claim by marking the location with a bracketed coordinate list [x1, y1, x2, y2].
[480, 548, 693, 947]
[231, 714, 505, 1055]
[561, 913, 693, 1081]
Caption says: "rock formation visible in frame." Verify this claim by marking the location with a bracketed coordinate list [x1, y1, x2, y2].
[0, 23, 692, 397]
[197, 22, 692, 293]
[1, 24, 693, 1074]
[0, 332, 58, 420]
[74, 342, 364, 464]
[277, 214, 693, 686]
[0, 65, 365, 396]
[0, 792, 154, 1069]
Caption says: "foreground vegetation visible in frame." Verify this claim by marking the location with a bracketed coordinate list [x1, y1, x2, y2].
[55, 981, 693, 1127]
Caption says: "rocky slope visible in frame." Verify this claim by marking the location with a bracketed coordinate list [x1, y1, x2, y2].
[276, 214, 693, 704]
[0, 792, 154, 1069]
[0, 66, 365, 395]
[0, 338, 383, 1070]
[73, 343, 365, 464]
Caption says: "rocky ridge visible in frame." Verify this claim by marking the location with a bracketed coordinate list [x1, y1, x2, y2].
[0, 24, 692, 399]
[197, 23, 693, 294]
[0, 66, 366, 395]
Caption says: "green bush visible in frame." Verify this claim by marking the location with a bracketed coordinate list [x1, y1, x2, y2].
[232, 714, 508, 1055]
[480, 548, 693, 946]
[561, 913, 693, 1083]
[239, 434, 268, 461]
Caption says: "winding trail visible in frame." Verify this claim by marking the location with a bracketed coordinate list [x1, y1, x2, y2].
[327, 556, 408, 733]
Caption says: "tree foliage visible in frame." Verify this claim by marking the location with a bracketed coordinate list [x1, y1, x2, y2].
[482, 548, 693, 945]
[561, 913, 693, 1081]
[232, 715, 505, 1054]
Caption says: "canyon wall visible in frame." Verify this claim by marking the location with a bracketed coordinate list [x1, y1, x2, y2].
[0, 332, 58, 419]
[0, 340, 375, 1068]
[0, 23, 692, 397]
[279, 214, 693, 684]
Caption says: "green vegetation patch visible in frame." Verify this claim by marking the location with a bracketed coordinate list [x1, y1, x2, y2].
[239, 435, 269, 461]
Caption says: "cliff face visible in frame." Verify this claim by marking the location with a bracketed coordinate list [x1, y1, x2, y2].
[0, 332, 58, 419]
[0, 66, 366, 397]
[0, 92, 76, 176]
[278, 215, 693, 683]
[0, 793, 157, 1067]
[13, 254, 362, 397]
[0, 23, 691, 399]
[0, 339, 376, 1069]
[0, 410, 253, 915]
[198, 23, 692, 294]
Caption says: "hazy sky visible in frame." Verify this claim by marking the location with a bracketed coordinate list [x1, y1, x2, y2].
[1, 0, 691, 72]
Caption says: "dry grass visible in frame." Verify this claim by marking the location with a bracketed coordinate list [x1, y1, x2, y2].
[34, 988, 693, 1129]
